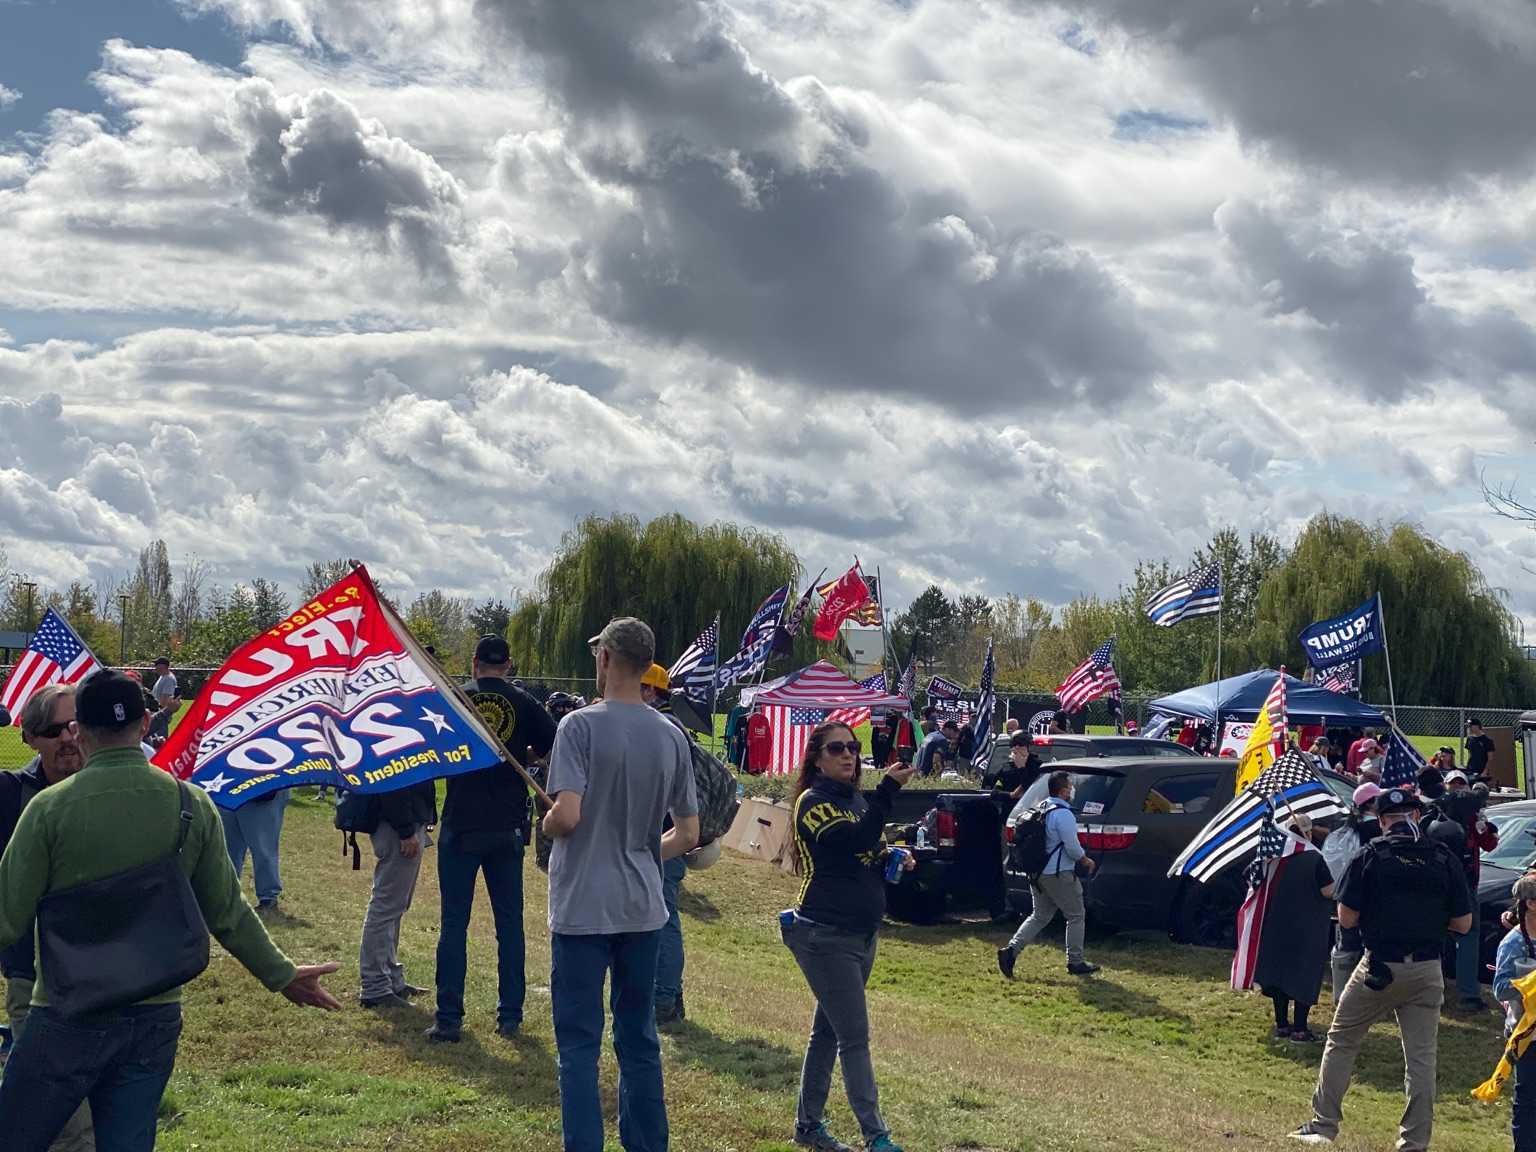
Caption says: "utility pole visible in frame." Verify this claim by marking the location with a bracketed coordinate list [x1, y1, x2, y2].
[118, 593, 131, 664]
[18, 580, 37, 632]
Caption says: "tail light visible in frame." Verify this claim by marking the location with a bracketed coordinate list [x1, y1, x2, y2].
[1080, 824, 1138, 851]
[1003, 824, 1014, 844]
[935, 810, 957, 848]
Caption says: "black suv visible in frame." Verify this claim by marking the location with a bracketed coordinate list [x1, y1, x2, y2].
[1002, 756, 1356, 945]
[983, 732, 1199, 782]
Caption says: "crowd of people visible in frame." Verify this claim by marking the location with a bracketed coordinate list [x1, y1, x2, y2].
[0, 637, 1531, 1152]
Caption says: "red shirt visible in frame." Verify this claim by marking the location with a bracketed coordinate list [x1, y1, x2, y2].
[745, 713, 773, 774]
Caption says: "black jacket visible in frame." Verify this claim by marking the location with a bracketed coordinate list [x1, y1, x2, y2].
[792, 775, 900, 935]
[440, 677, 556, 853]
[0, 759, 48, 978]
[378, 779, 438, 839]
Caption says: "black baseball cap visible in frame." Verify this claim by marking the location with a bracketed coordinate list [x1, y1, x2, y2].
[474, 634, 511, 665]
[1377, 787, 1424, 816]
[77, 669, 148, 730]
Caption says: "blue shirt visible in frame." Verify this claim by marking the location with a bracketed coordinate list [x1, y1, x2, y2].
[916, 730, 953, 776]
[1494, 926, 1536, 1033]
[1040, 795, 1085, 876]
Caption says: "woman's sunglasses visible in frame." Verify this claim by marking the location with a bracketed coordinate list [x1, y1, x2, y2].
[822, 740, 860, 757]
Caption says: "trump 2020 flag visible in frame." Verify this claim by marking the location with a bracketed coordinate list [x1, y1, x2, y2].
[155, 565, 502, 808]
[1299, 594, 1385, 669]
[814, 563, 871, 641]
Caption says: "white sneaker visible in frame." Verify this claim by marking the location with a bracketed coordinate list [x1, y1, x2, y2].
[1287, 1125, 1333, 1145]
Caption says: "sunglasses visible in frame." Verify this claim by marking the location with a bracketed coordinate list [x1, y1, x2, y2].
[822, 740, 861, 757]
[33, 720, 76, 740]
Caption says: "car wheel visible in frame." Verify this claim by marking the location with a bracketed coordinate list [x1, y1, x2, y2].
[1170, 873, 1242, 948]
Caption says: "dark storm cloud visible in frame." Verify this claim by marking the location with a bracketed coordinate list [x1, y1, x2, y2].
[477, 0, 1157, 412]
[229, 80, 463, 274]
[1063, 0, 1536, 184]
[1219, 200, 1536, 414]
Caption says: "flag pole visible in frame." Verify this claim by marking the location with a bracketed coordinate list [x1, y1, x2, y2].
[1377, 592, 1399, 723]
[364, 565, 552, 808]
[1214, 557, 1225, 754]
[707, 609, 723, 754]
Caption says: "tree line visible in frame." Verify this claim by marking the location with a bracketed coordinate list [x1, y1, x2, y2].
[2, 511, 1531, 706]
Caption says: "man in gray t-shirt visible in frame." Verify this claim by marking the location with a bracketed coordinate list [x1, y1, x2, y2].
[546, 703, 697, 934]
[542, 617, 699, 1152]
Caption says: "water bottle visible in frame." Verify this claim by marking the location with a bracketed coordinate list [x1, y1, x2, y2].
[915, 825, 929, 850]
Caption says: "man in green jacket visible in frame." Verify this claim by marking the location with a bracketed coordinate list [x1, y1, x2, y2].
[0, 670, 341, 1151]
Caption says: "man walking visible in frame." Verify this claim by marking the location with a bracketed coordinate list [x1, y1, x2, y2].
[1289, 787, 1472, 1149]
[357, 778, 437, 1009]
[428, 635, 557, 1042]
[1, 685, 94, 1152]
[997, 771, 1098, 978]
[542, 618, 699, 1152]
[0, 670, 339, 1151]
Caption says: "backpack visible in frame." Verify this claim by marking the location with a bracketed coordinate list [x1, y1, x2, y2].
[1007, 801, 1062, 878]
[689, 740, 739, 847]
[333, 790, 378, 871]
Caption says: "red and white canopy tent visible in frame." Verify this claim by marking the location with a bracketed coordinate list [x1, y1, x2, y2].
[741, 661, 912, 776]
[741, 660, 911, 712]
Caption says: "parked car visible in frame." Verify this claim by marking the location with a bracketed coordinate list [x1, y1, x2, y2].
[1472, 800, 1536, 982]
[878, 789, 1013, 924]
[981, 732, 1197, 785]
[1000, 756, 1358, 945]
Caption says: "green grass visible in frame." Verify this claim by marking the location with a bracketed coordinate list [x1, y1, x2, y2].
[55, 796, 1518, 1150]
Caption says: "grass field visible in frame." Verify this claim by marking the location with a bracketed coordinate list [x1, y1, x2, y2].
[21, 794, 1505, 1152]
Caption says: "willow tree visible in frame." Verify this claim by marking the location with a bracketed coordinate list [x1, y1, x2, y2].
[506, 513, 803, 676]
[1254, 514, 1531, 705]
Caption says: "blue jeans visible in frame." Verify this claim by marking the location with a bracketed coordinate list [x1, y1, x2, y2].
[1517, 1039, 1536, 1152]
[656, 857, 686, 1008]
[435, 837, 525, 1031]
[1456, 901, 1482, 1001]
[0, 1002, 181, 1152]
[221, 790, 287, 903]
[552, 931, 667, 1152]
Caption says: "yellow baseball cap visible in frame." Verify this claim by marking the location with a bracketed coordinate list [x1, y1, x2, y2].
[641, 663, 670, 690]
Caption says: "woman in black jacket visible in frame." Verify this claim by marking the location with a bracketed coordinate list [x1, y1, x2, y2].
[782, 720, 915, 1152]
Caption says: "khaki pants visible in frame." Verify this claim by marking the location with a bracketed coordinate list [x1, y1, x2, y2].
[1008, 872, 1086, 966]
[4, 976, 95, 1152]
[1309, 956, 1443, 1152]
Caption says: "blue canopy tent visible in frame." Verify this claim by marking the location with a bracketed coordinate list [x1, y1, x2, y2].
[1147, 669, 1388, 728]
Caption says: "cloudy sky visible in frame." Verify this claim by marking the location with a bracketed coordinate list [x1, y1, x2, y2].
[2, 0, 1534, 636]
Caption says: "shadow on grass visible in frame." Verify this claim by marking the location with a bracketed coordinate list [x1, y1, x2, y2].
[879, 915, 1013, 945]
[1075, 976, 1193, 1026]
[371, 1002, 562, 1107]
[667, 1019, 803, 1091]
[1264, 1017, 1501, 1099]
[678, 887, 722, 922]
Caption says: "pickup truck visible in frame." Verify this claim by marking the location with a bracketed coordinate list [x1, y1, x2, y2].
[876, 734, 1199, 925]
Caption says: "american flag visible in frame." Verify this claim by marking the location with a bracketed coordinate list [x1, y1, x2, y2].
[1381, 726, 1425, 789]
[668, 616, 718, 703]
[1056, 637, 1119, 712]
[1169, 750, 1344, 882]
[1232, 814, 1313, 990]
[1146, 563, 1222, 627]
[1, 608, 102, 721]
[1318, 659, 1358, 696]
[1262, 668, 1288, 748]
[762, 704, 869, 776]
[858, 672, 886, 693]
[970, 637, 996, 772]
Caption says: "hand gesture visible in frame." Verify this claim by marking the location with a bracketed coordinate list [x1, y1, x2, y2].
[281, 962, 343, 1010]
[885, 762, 918, 787]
